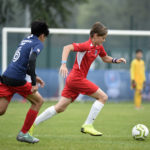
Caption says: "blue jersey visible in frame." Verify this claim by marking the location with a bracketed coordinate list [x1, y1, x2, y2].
[3, 34, 43, 81]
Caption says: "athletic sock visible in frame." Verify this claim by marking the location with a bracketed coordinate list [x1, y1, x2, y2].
[34, 106, 57, 126]
[21, 108, 38, 134]
[84, 100, 104, 125]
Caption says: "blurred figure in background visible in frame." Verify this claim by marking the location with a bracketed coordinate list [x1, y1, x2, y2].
[130, 49, 146, 109]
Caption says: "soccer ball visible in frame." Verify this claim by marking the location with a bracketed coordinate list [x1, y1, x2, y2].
[132, 124, 149, 140]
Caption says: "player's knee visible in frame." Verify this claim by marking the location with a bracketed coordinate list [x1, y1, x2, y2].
[56, 107, 66, 113]
[98, 94, 108, 103]
[0, 110, 6, 116]
[35, 98, 44, 107]
[38, 98, 44, 106]
[102, 94, 108, 102]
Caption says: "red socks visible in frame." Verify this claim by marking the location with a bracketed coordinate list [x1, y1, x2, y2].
[21, 109, 38, 134]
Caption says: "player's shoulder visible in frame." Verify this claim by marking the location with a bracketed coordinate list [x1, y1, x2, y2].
[131, 59, 137, 64]
[80, 38, 96, 49]
[25, 34, 40, 43]
[130, 59, 137, 66]
[80, 39, 91, 46]
[19, 35, 33, 46]
[30, 35, 43, 47]
[73, 39, 90, 49]
[141, 59, 145, 63]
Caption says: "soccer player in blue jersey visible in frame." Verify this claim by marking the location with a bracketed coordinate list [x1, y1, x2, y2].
[0, 21, 49, 143]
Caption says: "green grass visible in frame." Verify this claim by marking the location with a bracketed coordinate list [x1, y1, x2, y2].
[0, 101, 150, 150]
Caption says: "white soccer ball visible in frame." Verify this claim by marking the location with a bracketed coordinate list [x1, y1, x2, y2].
[132, 124, 149, 140]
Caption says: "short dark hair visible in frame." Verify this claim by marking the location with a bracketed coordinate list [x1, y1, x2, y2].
[31, 21, 49, 37]
[136, 49, 143, 53]
[90, 22, 108, 37]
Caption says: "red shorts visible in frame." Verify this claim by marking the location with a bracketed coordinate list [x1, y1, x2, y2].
[0, 82, 32, 102]
[61, 77, 99, 102]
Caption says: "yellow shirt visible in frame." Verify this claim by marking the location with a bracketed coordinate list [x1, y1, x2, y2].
[130, 59, 146, 84]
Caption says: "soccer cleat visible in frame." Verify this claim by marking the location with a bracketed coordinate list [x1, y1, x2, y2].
[16, 131, 39, 144]
[28, 124, 35, 136]
[81, 124, 103, 136]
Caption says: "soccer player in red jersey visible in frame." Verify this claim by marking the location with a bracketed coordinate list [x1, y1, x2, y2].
[0, 21, 49, 143]
[30, 22, 126, 136]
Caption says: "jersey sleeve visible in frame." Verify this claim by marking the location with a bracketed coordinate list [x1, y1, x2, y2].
[130, 60, 135, 80]
[99, 46, 107, 57]
[72, 41, 89, 52]
[32, 43, 43, 55]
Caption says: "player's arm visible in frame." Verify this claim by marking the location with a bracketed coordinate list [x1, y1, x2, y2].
[27, 52, 45, 92]
[59, 44, 74, 78]
[130, 61, 136, 89]
[101, 55, 126, 64]
[27, 52, 37, 86]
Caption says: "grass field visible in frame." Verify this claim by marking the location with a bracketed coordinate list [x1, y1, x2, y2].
[0, 101, 150, 150]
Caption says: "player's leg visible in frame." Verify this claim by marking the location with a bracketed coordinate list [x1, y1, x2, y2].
[84, 88, 108, 124]
[21, 91, 44, 132]
[17, 91, 44, 143]
[134, 89, 142, 108]
[0, 98, 9, 115]
[32, 82, 77, 128]
[28, 96, 71, 136]
[34, 96, 72, 126]
[0, 83, 13, 115]
[81, 88, 108, 136]
[29, 83, 77, 136]
[134, 83, 143, 109]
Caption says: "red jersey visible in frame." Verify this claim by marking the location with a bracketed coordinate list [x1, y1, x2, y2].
[62, 38, 107, 101]
[70, 38, 107, 78]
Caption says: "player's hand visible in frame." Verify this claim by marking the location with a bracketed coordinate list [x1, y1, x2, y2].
[31, 85, 39, 93]
[36, 76, 45, 88]
[131, 80, 136, 89]
[59, 64, 68, 78]
[116, 58, 126, 64]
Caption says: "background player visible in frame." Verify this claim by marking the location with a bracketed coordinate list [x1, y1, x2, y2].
[30, 22, 126, 136]
[130, 49, 146, 109]
[0, 21, 49, 143]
